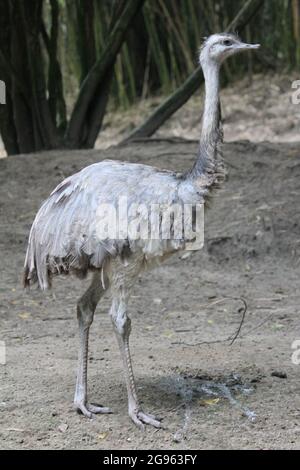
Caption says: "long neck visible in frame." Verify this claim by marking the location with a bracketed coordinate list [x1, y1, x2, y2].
[188, 61, 222, 179]
[201, 62, 220, 140]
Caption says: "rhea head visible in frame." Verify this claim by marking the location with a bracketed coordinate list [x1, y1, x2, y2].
[199, 33, 260, 67]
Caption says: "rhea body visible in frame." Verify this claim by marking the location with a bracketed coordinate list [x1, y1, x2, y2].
[24, 34, 259, 429]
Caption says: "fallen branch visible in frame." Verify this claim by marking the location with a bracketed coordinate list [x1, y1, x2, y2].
[171, 296, 248, 347]
[120, 137, 199, 145]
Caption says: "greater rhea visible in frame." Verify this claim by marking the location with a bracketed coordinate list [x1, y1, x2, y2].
[24, 33, 260, 429]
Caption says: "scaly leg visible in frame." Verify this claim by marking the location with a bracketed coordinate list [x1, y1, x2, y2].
[74, 272, 112, 418]
[110, 297, 162, 429]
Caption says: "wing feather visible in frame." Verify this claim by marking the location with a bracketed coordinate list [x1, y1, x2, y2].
[24, 160, 187, 289]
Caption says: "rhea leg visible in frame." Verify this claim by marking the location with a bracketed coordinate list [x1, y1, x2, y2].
[110, 297, 161, 429]
[74, 272, 112, 418]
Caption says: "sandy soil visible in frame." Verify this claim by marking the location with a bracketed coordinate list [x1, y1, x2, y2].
[0, 138, 300, 450]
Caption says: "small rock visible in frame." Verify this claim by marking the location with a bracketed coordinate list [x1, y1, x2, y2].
[58, 423, 69, 433]
[250, 378, 260, 383]
[271, 371, 287, 379]
[173, 431, 183, 443]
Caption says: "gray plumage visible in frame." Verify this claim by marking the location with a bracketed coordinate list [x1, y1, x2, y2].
[24, 161, 206, 290]
[23, 33, 260, 429]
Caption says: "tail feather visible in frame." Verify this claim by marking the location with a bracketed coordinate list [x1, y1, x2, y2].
[23, 226, 51, 290]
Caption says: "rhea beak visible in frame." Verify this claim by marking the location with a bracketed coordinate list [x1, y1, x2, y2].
[238, 42, 261, 50]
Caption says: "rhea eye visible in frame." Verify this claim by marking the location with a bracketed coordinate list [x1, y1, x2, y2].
[223, 39, 232, 46]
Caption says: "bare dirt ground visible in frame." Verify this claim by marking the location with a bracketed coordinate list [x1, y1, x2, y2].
[0, 134, 300, 449]
[97, 72, 300, 147]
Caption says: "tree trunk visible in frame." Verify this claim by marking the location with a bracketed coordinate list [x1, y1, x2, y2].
[10, 0, 36, 153]
[20, 0, 60, 149]
[76, 0, 97, 84]
[79, 1, 128, 148]
[0, 0, 19, 154]
[66, 0, 145, 148]
[292, 0, 300, 66]
[41, 0, 67, 132]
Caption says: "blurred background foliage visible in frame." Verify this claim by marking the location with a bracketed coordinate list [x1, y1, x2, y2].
[57, 0, 300, 110]
[1, 0, 299, 155]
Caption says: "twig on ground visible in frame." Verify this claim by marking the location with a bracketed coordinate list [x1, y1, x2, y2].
[171, 296, 248, 347]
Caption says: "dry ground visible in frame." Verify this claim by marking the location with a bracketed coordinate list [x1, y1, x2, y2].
[97, 72, 300, 148]
[0, 138, 300, 449]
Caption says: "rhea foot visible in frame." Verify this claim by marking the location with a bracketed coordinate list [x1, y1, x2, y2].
[129, 408, 162, 430]
[75, 402, 112, 418]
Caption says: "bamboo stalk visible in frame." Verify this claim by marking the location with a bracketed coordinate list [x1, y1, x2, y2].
[66, 0, 145, 148]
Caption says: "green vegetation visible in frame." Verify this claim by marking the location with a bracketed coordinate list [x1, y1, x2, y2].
[76, 0, 300, 107]
[0, 0, 299, 155]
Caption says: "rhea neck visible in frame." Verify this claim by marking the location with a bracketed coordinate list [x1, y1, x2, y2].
[188, 58, 221, 178]
[200, 59, 220, 139]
